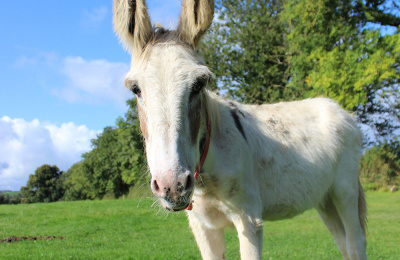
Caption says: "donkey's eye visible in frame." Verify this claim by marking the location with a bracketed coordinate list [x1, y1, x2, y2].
[131, 85, 142, 97]
[190, 77, 207, 100]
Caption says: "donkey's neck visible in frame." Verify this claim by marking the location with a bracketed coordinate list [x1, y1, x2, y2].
[201, 92, 251, 182]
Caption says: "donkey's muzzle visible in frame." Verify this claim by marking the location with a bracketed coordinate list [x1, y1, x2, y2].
[151, 170, 194, 211]
[164, 194, 193, 212]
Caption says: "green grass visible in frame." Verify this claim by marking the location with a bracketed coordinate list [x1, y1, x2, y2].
[0, 193, 399, 259]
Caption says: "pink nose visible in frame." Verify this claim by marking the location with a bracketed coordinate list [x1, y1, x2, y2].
[151, 170, 194, 203]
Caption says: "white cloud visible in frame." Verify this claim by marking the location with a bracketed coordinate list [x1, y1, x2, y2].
[82, 6, 109, 28]
[0, 116, 100, 191]
[13, 50, 58, 68]
[54, 56, 131, 107]
[13, 52, 131, 108]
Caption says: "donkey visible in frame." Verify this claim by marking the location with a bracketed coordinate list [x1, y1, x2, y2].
[113, 0, 367, 259]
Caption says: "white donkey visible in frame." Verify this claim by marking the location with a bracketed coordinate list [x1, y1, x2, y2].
[113, 0, 367, 259]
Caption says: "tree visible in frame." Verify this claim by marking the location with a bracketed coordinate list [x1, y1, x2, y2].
[20, 164, 65, 203]
[80, 126, 130, 199]
[283, 0, 400, 145]
[283, 0, 398, 107]
[0, 194, 7, 204]
[357, 82, 400, 146]
[116, 98, 147, 186]
[201, 0, 300, 104]
[63, 98, 147, 200]
[355, 0, 400, 27]
[63, 161, 92, 201]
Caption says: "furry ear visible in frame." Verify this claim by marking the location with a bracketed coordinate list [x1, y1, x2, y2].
[177, 0, 214, 49]
[113, 0, 153, 56]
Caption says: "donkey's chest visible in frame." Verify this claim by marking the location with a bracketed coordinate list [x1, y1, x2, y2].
[190, 191, 234, 229]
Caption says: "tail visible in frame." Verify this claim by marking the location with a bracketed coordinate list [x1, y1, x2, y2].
[358, 179, 368, 234]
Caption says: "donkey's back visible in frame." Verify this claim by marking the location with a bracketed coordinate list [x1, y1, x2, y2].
[237, 98, 363, 220]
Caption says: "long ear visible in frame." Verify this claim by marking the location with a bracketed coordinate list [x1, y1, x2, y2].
[177, 0, 214, 48]
[113, 0, 153, 55]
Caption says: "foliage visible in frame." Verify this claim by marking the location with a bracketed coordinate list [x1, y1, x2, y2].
[356, 0, 400, 27]
[115, 98, 147, 186]
[63, 162, 92, 201]
[283, 0, 400, 145]
[63, 98, 146, 200]
[1, 194, 399, 258]
[0, 191, 22, 204]
[82, 126, 130, 199]
[20, 165, 65, 203]
[0, 192, 22, 205]
[283, 0, 400, 109]
[201, 0, 300, 104]
[0, 195, 6, 204]
[360, 140, 400, 191]
[357, 83, 400, 146]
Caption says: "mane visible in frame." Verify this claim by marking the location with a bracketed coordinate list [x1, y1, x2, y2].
[204, 90, 221, 137]
[147, 27, 179, 46]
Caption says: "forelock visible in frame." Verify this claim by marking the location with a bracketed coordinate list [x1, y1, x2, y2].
[136, 27, 193, 63]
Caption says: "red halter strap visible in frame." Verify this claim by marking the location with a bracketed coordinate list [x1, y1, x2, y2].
[185, 109, 211, 211]
[194, 109, 211, 180]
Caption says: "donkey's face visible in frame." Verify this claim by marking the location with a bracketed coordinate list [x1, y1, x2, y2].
[126, 42, 212, 211]
[113, 0, 215, 211]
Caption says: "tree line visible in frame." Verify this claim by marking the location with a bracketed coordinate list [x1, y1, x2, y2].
[12, 0, 400, 204]
[0, 191, 22, 205]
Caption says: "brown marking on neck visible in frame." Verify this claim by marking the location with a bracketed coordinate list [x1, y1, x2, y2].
[230, 107, 247, 141]
[137, 102, 148, 139]
[188, 96, 202, 144]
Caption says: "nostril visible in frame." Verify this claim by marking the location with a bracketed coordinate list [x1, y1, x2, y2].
[152, 179, 160, 192]
[184, 174, 194, 192]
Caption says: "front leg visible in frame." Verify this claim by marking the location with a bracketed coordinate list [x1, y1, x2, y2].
[232, 213, 263, 260]
[188, 213, 226, 260]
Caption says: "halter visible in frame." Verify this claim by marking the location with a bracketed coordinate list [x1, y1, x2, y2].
[185, 108, 211, 210]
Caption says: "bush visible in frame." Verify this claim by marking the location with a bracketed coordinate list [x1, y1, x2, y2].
[359, 141, 400, 191]
[0, 194, 8, 204]
[20, 164, 65, 203]
[0, 192, 22, 205]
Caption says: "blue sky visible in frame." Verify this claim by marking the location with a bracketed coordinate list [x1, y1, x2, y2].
[0, 1, 181, 190]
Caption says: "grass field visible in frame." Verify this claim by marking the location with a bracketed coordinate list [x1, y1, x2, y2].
[0, 193, 399, 259]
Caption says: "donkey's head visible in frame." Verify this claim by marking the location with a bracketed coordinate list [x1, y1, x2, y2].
[113, 0, 215, 211]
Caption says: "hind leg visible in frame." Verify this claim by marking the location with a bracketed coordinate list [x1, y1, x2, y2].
[317, 196, 349, 259]
[332, 160, 367, 260]
[331, 142, 367, 259]
[332, 190, 367, 260]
